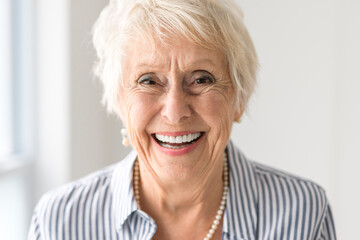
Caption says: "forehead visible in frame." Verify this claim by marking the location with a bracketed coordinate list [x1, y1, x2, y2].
[123, 35, 226, 73]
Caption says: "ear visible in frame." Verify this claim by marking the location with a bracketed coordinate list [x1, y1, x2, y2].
[116, 107, 126, 126]
[115, 88, 127, 126]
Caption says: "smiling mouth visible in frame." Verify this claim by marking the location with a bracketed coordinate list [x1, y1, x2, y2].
[152, 132, 204, 149]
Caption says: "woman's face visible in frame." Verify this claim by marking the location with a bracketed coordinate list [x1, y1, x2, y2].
[119, 36, 241, 180]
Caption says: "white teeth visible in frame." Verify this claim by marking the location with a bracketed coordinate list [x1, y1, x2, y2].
[175, 136, 182, 143]
[155, 132, 201, 144]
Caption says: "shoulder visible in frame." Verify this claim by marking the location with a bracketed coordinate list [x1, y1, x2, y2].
[251, 160, 332, 238]
[34, 151, 137, 214]
[29, 163, 120, 239]
[227, 141, 332, 238]
[253, 160, 328, 208]
[29, 151, 137, 239]
[34, 163, 116, 217]
[252, 161, 334, 238]
[228, 141, 328, 209]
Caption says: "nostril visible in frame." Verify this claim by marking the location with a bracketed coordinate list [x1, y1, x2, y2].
[161, 91, 192, 124]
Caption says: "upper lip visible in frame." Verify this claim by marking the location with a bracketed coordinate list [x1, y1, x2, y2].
[151, 131, 203, 137]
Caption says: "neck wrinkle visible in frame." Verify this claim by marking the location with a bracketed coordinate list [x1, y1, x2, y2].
[138, 154, 224, 218]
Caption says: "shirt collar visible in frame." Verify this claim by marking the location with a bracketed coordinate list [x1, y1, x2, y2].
[110, 150, 139, 230]
[222, 140, 259, 240]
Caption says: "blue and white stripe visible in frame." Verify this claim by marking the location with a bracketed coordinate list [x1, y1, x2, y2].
[28, 140, 336, 239]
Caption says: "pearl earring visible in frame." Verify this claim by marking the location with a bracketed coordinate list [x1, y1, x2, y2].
[235, 117, 242, 123]
[121, 128, 129, 147]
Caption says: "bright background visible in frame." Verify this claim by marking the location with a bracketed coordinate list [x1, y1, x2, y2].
[0, 0, 359, 239]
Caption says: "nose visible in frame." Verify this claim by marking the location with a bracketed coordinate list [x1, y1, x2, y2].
[161, 85, 192, 124]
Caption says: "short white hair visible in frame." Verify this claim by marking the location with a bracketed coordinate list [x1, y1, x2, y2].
[92, 0, 258, 115]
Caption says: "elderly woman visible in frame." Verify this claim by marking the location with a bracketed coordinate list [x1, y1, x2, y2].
[28, 0, 336, 239]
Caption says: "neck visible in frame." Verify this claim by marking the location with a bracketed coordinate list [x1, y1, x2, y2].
[139, 155, 224, 213]
[133, 152, 228, 240]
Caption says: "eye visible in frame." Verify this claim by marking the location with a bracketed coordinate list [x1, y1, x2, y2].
[138, 75, 157, 85]
[195, 76, 214, 84]
[193, 71, 215, 85]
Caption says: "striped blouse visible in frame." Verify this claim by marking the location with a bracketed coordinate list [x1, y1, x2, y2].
[28, 140, 336, 239]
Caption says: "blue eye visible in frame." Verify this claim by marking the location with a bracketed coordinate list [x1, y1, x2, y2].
[138, 76, 157, 85]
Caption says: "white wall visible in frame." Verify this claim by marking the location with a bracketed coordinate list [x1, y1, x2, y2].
[233, 1, 360, 239]
[68, 0, 130, 180]
[34, 0, 129, 201]
[33, 0, 360, 239]
[35, 0, 70, 200]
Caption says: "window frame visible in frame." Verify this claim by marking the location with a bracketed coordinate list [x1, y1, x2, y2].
[0, 0, 35, 239]
[0, 0, 35, 175]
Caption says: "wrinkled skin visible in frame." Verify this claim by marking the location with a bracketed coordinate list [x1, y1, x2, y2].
[118, 36, 242, 239]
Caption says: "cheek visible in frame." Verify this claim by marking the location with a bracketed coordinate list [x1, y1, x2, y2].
[195, 92, 235, 139]
[123, 93, 158, 146]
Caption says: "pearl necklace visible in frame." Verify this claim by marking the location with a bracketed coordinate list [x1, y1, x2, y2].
[133, 153, 229, 240]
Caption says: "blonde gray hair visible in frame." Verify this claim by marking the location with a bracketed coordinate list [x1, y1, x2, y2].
[92, 0, 258, 115]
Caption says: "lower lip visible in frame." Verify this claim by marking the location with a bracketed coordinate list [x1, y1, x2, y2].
[152, 134, 203, 156]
